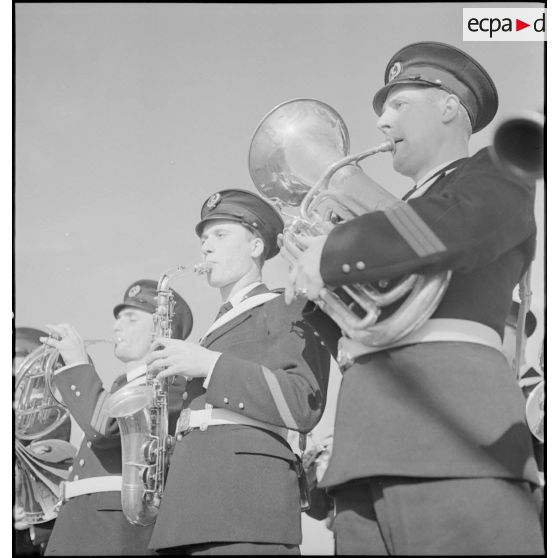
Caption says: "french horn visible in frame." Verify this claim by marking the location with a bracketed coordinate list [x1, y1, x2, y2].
[15, 344, 69, 442]
[15, 344, 73, 524]
[15, 337, 109, 524]
[248, 99, 451, 356]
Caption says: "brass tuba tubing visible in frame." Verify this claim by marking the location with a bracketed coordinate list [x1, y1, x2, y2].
[248, 98, 452, 355]
[301, 141, 396, 221]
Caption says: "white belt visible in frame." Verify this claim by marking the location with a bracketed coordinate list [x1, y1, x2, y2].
[338, 318, 503, 369]
[175, 407, 288, 441]
[60, 475, 122, 502]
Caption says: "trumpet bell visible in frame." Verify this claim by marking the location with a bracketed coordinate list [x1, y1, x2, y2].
[491, 111, 544, 180]
[249, 99, 350, 206]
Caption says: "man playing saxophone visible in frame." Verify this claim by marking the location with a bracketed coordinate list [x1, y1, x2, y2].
[145, 189, 330, 555]
[41, 279, 193, 556]
[284, 42, 544, 554]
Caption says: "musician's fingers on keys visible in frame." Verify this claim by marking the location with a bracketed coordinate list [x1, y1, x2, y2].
[282, 230, 305, 261]
[284, 264, 301, 304]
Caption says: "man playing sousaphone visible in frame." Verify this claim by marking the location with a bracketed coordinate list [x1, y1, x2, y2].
[281, 42, 544, 554]
[41, 279, 192, 556]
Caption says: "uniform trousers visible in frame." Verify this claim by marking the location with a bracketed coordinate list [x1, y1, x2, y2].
[158, 542, 300, 555]
[331, 476, 544, 555]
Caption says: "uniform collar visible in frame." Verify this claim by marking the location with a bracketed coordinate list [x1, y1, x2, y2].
[228, 281, 265, 307]
[404, 158, 468, 201]
[416, 159, 459, 188]
[126, 363, 147, 383]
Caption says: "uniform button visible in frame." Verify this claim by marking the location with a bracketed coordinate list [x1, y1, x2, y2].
[435, 79, 442, 84]
[342, 264, 351, 273]
[378, 279, 389, 288]
[74, 475, 79, 481]
[78, 458, 85, 467]
[68, 466, 73, 473]
[356, 261, 366, 270]
[200, 423, 208, 432]
[314, 331, 320, 337]
[86, 441, 92, 448]
[223, 397, 229, 404]
[182, 392, 188, 400]
[70, 385, 76, 391]
[238, 402, 245, 410]
[75, 391, 81, 397]
[176, 434, 183, 441]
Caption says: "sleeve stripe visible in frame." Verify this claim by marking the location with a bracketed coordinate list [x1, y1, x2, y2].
[385, 202, 446, 256]
[261, 366, 299, 430]
[90, 391, 109, 432]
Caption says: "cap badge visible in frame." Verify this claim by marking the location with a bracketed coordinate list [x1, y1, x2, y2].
[128, 285, 141, 298]
[206, 193, 222, 210]
[388, 62, 402, 82]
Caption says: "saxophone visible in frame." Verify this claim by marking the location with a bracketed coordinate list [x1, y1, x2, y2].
[105, 265, 186, 526]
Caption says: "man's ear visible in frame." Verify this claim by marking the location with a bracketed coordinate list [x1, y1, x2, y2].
[251, 236, 265, 260]
[441, 94, 460, 124]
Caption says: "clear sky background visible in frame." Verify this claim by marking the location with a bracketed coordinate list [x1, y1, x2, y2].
[12, 2, 546, 554]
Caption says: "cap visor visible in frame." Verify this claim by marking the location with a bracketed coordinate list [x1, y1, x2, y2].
[113, 302, 154, 318]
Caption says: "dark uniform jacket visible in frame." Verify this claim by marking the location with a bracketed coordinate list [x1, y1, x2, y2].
[149, 285, 330, 550]
[44, 363, 187, 556]
[303, 147, 541, 490]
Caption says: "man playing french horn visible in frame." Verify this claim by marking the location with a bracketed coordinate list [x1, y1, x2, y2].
[281, 42, 544, 554]
[41, 279, 193, 556]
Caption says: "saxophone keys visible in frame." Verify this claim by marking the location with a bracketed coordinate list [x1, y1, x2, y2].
[142, 440, 158, 465]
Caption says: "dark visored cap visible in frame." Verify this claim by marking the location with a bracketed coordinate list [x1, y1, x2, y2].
[372, 41, 499, 133]
[113, 279, 193, 340]
[195, 189, 284, 260]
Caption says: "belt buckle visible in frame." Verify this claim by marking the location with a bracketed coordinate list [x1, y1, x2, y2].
[337, 347, 355, 373]
[55, 481, 67, 510]
[175, 408, 193, 438]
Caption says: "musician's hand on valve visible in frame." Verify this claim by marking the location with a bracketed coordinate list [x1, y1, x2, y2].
[41, 323, 89, 367]
[147, 339, 221, 381]
[283, 234, 327, 304]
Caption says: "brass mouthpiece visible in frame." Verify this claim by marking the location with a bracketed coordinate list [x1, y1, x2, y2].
[194, 263, 211, 275]
[85, 339, 115, 346]
[378, 138, 396, 153]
